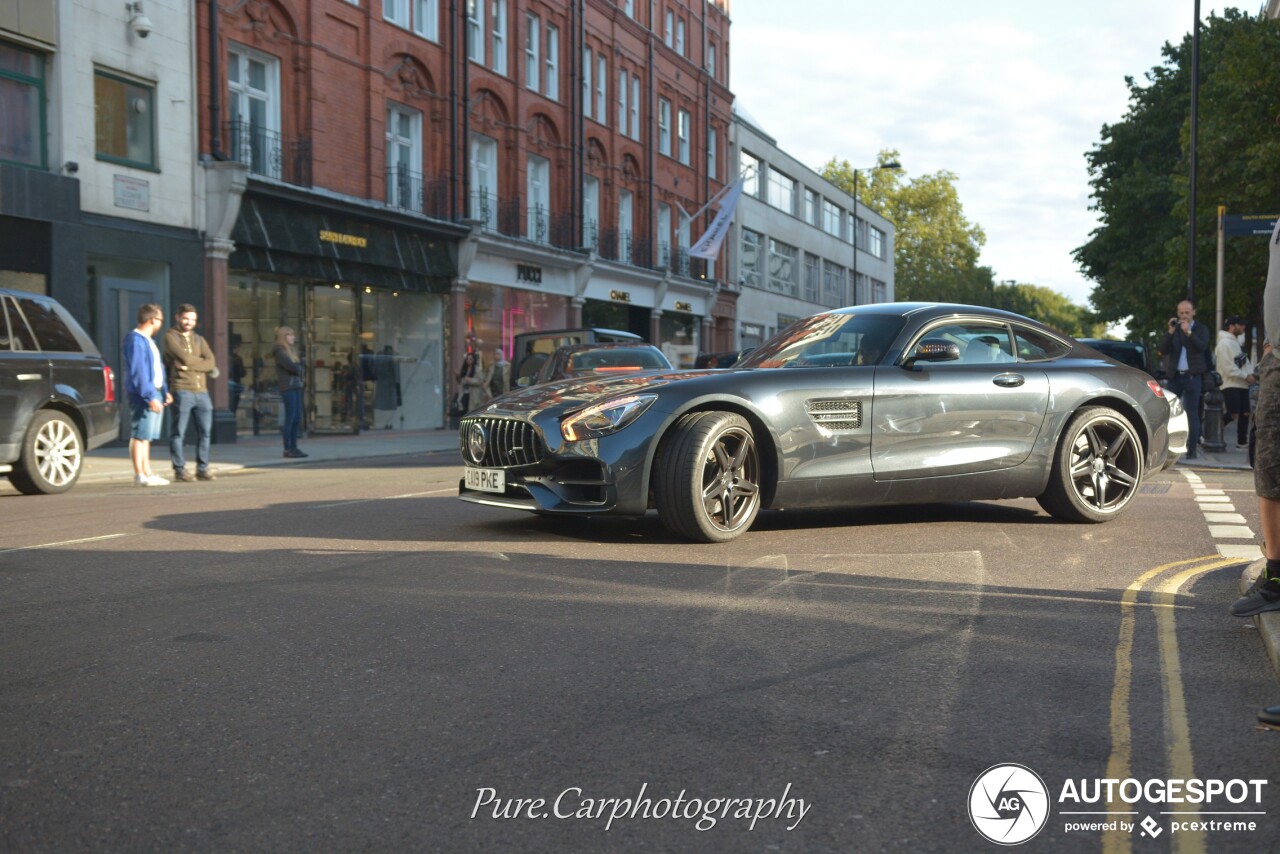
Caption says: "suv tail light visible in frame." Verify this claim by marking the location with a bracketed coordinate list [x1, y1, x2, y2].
[103, 365, 116, 403]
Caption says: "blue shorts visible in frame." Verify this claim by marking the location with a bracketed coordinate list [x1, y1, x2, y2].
[130, 402, 163, 441]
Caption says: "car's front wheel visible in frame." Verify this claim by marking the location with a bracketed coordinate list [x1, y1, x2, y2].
[1037, 406, 1143, 523]
[655, 411, 761, 542]
[10, 410, 84, 495]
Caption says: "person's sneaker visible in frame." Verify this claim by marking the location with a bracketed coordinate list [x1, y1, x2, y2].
[196, 469, 216, 481]
[1229, 578, 1280, 616]
[1259, 706, 1280, 728]
[173, 469, 195, 482]
[135, 473, 170, 487]
[284, 448, 309, 458]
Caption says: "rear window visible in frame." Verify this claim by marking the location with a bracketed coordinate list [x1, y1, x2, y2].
[11, 296, 83, 352]
[2, 296, 40, 351]
[567, 347, 670, 374]
[1013, 325, 1071, 362]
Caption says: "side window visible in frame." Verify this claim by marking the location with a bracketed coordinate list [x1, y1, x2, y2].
[15, 297, 82, 352]
[1013, 325, 1071, 362]
[4, 296, 40, 351]
[918, 321, 1014, 365]
[0, 298, 11, 349]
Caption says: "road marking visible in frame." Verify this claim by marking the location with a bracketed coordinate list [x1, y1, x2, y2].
[314, 488, 454, 509]
[0, 533, 129, 555]
[1103, 555, 1237, 854]
[1181, 470, 1259, 558]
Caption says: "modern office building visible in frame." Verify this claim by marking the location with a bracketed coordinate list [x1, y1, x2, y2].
[728, 104, 895, 350]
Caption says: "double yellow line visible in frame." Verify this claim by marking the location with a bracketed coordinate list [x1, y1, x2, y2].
[1103, 555, 1245, 854]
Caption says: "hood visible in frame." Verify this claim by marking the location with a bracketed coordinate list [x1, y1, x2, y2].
[480, 368, 730, 413]
[1218, 329, 1242, 345]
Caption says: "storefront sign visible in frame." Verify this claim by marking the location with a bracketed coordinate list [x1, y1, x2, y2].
[319, 230, 368, 248]
[674, 301, 692, 312]
[113, 174, 150, 211]
[516, 264, 542, 284]
[610, 289, 632, 303]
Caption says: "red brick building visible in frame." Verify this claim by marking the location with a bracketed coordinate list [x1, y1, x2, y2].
[196, 0, 733, 434]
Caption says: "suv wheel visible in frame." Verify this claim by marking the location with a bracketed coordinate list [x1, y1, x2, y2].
[10, 411, 84, 495]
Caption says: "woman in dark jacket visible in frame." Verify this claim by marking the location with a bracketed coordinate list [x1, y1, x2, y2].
[274, 326, 307, 458]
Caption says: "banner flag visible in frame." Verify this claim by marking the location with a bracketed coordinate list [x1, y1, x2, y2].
[688, 178, 745, 261]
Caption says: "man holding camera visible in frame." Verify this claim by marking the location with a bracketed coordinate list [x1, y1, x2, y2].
[1161, 299, 1212, 459]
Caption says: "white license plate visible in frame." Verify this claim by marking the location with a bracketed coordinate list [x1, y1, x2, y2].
[465, 467, 506, 493]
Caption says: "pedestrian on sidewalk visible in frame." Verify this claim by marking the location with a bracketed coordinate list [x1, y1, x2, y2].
[1215, 316, 1256, 451]
[273, 325, 308, 458]
[163, 304, 218, 482]
[485, 346, 510, 399]
[122, 303, 172, 487]
[1161, 299, 1212, 459]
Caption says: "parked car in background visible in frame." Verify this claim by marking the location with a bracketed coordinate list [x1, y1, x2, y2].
[459, 303, 1174, 542]
[511, 328, 643, 391]
[528, 343, 673, 386]
[1078, 339, 1156, 377]
[0, 288, 118, 494]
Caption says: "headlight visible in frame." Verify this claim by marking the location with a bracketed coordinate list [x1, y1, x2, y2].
[561, 394, 658, 442]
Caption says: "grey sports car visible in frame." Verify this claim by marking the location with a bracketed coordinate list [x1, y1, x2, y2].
[458, 303, 1173, 542]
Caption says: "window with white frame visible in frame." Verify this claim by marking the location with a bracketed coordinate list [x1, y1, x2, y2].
[595, 54, 607, 125]
[583, 175, 600, 250]
[470, 133, 498, 227]
[490, 0, 507, 74]
[664, 10, 674, 47]
[804, 189, 820, 225]
[629, 75, 640, 140]
[386, 102, 423, 211]
[525, 13, 540, 92]
[708, 42, 716, 80]
[618, 189, 633, 262]
[617, 69, 628, 137]
[803, 252, 821, 302]
[657, 98, 671, 156]
[822, 199, 843, 238]
[871, 277, 887, 303]
[677, 109, 690, 165]
[544, 24, 559, 100]
[740, 229, 763, 289]
[227, 45, 281, 177]
[675, 18, 685, 55]
[822, 260, 846, 305]
[526, 153, 550, 242]
[768, 238, 799, 296]
[677, 209, 691, 274]
[707, 127, 717, 181]
[869, 225, 885, 259]
[623, 0, 634, 17]
[767, 169, 796, 215]
[582, 48, 593, 118]
[657, 203, 672, 266]
[385, 0, 438, 40]
[466, 0, 484, 64]
[741, 151, 763, 197]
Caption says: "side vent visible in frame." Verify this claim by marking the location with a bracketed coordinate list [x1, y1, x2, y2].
[806, 398, 862, 432]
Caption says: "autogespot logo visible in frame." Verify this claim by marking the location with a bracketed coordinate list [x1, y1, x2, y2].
[969, 764, 1050, 845]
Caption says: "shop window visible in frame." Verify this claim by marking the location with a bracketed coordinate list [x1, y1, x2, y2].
[0, 40, 46, 168]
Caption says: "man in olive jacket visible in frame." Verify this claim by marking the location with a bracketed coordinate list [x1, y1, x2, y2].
[162, 303, 218, 481]
[1161, 299, 1212, 458]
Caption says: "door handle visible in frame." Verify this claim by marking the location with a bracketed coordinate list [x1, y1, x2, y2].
[993, 373, 1025, 388]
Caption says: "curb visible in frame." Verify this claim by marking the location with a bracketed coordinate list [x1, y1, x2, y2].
[1240, 561, 1280, 685]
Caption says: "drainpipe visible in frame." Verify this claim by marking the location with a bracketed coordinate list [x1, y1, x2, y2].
[209, 0, 222, 157]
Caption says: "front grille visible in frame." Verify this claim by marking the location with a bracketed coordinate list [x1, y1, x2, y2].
[806, 398, 862, 431]
[460, 417, 546, 467]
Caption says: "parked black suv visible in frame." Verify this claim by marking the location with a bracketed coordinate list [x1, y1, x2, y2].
[1, 288, 118, 494]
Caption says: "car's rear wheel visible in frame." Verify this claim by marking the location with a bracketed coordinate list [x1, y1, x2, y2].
[656, 411, 761, 542]
[10, 410, 83, 495]
[1037, 406, 1142, 523]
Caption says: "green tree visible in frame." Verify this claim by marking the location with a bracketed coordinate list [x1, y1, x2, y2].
[1076, 10, 1280, 339]
[821, 151, 991, 304]
[991, 281, 1105, 338]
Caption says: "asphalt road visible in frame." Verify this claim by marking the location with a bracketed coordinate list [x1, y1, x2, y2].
[1, 456, 1276, 852]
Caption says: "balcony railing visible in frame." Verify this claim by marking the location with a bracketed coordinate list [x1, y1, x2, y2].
[385, 167, 448, 218]
[225, 120, 311, 186]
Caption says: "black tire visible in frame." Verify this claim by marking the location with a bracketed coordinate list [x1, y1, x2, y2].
[655, 411, 761, 542]
[9, 410, 84, 495]
[1036, 406, 1142, 523]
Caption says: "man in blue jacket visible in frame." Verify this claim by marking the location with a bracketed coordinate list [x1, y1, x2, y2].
[123, 303, 172, 486]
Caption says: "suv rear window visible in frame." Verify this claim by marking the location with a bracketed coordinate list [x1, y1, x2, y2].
[10, 296, 82, 352]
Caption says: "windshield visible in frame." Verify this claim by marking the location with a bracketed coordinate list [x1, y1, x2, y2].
[736, 313, 907, 369]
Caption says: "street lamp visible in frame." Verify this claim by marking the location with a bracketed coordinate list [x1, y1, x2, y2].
[851, 160, 900, 305]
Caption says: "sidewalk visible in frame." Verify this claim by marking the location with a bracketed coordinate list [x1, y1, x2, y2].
[74, 427, 460, 486]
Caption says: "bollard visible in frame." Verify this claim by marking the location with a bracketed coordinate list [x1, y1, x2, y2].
[1201, 381, 1226, 452]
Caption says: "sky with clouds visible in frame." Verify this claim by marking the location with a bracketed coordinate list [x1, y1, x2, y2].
[727, 0, 1237, 307]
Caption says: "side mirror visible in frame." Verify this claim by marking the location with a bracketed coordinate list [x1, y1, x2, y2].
[903, 338, 961, 369]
